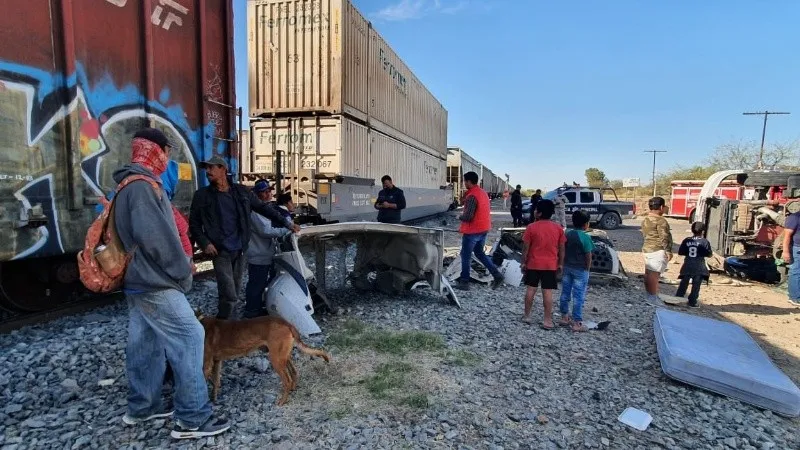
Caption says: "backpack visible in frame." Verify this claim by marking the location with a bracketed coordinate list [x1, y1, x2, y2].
[77, 175, 161, 293]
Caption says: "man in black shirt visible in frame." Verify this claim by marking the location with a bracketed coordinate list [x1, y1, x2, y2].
[510, 184, 523, 227]
[529, 189, 542, 224]
[189, 156, 299, 319]
[375, 175, 406, 224]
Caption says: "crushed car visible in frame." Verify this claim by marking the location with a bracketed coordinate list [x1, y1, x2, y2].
[443, 227, 626, 287]
[264, 223, 459, 336]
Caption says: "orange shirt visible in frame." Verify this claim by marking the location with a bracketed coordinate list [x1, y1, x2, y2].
[523, 220, 566, 270]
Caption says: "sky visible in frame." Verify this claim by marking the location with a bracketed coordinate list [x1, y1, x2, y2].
[233, 0, 800, 190]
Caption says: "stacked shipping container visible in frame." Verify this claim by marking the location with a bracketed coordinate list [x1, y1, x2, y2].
[245, 0, 450, 222]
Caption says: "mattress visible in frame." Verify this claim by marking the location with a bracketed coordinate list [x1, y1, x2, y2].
[653, 308, 800, 417]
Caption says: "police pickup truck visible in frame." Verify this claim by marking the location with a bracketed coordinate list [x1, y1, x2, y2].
[521, 186, 636, 229]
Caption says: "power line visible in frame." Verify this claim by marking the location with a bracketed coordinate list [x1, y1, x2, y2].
[742, 111, 791, 169]
[644, 150, 667, 197]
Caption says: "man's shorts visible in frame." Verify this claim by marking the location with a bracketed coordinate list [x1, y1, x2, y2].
[524, 269, 558, 289]
[643, 250, 668, 273]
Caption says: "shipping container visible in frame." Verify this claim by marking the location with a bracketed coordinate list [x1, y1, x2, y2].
[0, 0, 236, 311]
[246, 115, 451, 222]
[247, 0, 447, 157]
[447, 147, 482, 204]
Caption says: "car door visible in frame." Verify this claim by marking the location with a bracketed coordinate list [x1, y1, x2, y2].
[576, 190, 602, 223]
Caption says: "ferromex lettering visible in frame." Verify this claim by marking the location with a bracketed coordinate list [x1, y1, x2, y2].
[379, 48, 408, 94]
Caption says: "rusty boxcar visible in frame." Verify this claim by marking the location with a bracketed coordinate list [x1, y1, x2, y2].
[0, 0, 237, 311]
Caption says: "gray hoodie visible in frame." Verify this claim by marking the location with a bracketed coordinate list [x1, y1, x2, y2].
[246, 211, 291, 266]
[112, 164, 192, 293]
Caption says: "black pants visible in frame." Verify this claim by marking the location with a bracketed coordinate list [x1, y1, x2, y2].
[511, 208, 523, 227]
[212, 250, 245, 319]
[676, 275, 704, 303]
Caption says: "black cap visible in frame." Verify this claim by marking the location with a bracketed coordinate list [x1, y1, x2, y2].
[133, 128, 170, 150]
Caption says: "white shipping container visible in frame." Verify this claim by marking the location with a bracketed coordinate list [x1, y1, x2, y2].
[247, 0, 447, 156]
[248, 116, 445, 190]
[367, 28, 448, 156]
[447, 147, 480, 177]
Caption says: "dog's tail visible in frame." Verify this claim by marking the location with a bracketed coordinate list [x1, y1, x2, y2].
[289, 325, 331, 363]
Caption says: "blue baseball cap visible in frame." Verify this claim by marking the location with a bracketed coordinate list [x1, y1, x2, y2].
[253, 179, 272, 193]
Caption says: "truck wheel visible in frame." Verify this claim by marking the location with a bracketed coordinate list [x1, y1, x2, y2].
[600, 212, 621, 230]
[689, 210, 696, 223]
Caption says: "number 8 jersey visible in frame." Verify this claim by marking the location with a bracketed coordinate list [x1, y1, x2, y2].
[678, 236, 713, 279]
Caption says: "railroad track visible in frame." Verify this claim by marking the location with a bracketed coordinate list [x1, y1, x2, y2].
[0, 211, 457, 333]
[0, 263, 217, 334]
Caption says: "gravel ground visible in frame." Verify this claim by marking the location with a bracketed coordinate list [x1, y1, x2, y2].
[1, 202, 799, 449]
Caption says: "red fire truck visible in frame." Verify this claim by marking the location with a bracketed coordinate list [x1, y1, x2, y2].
[667, 180, 743, 222]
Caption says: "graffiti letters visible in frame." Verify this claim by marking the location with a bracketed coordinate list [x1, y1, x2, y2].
[0, 61, 210, 261]
[151, 0, 189, 31]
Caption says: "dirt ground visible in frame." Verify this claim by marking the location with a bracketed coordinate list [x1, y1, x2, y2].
[481, 204, 800, 383]
[612, 217, 800, 383]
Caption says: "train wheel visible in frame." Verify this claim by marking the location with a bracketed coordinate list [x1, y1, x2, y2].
[0, 256, 84, 312]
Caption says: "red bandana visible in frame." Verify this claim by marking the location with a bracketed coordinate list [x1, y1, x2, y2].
[131, 138, 168, 177]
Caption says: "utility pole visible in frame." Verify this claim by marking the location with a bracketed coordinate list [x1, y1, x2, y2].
[644, 150, 667, 197]
[742, 111, 790, 169]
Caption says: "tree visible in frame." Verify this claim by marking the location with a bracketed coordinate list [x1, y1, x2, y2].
[706, 139, 800, 170]
[584, 168, 608, 187]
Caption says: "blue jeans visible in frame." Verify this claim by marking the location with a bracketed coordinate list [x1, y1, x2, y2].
[559, 266, 590, 322]
[789, 247, 800, 301]
[460, 233, 501, 281]
[244, 264, 274, 318]
[126, 289, 211, 428]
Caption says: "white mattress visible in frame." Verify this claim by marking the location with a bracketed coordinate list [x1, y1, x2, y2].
[653, 308, 800, 417]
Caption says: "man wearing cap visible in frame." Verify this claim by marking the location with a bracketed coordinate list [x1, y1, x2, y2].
[243, 179, 292, 318]
[113, 128, 229, 439]
[189, 156, 299, 319]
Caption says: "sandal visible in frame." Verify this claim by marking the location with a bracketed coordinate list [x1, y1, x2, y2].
[571, 321, 588, 332]
[541, 323, 555, 330]
[558, 315, 572, 327]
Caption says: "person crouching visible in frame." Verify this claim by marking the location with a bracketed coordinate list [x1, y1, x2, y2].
[243, 179, 292, 318]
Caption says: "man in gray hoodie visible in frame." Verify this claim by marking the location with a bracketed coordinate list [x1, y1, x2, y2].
[113, 128, 229, 440]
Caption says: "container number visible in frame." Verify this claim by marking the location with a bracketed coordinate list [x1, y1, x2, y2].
[302, 160, 332, 169]
[287, 54, 299, 63]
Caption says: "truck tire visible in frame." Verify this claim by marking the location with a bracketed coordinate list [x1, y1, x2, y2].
[741, 171, 797, 187]
[688, 209, 696, 223]
[599, 212, 621, 230]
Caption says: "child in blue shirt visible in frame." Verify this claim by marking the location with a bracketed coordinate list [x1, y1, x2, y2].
[558, 210, 594, 332]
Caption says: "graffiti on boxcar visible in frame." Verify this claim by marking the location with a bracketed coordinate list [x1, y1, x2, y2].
[151, 0, 189, 31]
[105, 0, 189, 32]
[0, 60, 224, 261]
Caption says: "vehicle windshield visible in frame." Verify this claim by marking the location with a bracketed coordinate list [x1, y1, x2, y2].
[543, 189, 559, 200]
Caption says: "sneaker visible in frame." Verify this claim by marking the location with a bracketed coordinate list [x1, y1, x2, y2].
[788, 299, 800, 307]
[491, 276, 504, 290]
[122, 407, 174, 426]
[687, 301, 700, 308]
[171, 416, 231, 440]
[454, 279, 470, 291]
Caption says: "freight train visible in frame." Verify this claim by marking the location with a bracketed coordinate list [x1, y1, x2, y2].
[447, 147, 509, 205]
[0, 0, 509, 314]
[0, 0, 238, 312]
[240, 0, 454, 223]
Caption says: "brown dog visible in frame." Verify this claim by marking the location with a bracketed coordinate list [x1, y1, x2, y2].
[195, 311, 330, 405]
